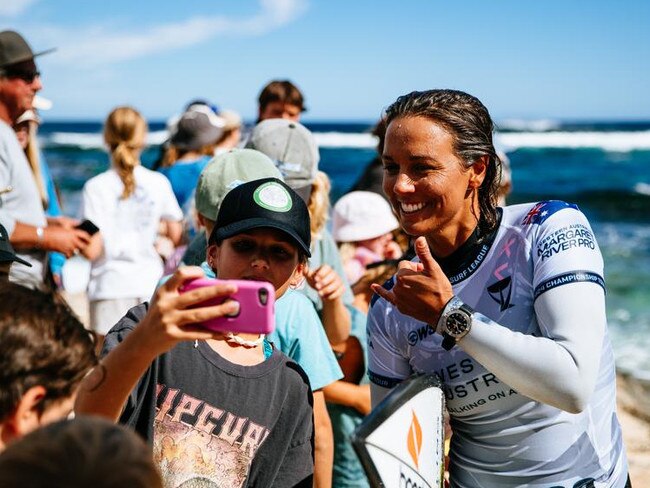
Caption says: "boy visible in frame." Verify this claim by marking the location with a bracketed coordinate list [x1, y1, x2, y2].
[0, 283, 96, 450]
[76, 178, 315, 487]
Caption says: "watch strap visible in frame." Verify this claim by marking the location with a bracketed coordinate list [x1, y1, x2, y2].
[441, 333, 456, 351]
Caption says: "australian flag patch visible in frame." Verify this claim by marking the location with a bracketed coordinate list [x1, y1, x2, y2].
[522, 200, 578, 226]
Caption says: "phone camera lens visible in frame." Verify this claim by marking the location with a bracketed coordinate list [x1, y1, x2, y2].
[258, 288, 269, 305]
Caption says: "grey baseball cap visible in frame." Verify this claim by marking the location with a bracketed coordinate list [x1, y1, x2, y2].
[246, 119, 319, 202]
[170, 105, 225, 151]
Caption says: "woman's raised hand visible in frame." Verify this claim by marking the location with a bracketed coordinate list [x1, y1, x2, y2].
[371, 236, 454, 327]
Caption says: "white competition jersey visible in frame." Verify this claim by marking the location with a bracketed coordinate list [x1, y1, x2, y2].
[368, 202, 628, 488]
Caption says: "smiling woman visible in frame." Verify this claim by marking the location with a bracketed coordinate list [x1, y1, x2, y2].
[368, 89, 631, 487]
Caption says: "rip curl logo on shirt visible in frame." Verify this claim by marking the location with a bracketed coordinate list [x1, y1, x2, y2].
[253, 182, 292, 212]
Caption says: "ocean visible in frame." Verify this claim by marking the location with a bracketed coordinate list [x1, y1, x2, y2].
[38, 120, 650, 377]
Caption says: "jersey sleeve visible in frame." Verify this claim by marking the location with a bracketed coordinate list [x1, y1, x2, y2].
[367, 290, 412, 389]
[530, 202, 605, 300]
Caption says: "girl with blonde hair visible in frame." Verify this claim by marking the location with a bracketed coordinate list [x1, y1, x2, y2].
[81, 106, 183, 340]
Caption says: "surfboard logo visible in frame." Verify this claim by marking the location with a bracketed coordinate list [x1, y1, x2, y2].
[407, 410, 423, 469]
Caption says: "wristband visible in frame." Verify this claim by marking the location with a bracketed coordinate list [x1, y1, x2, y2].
[35, 226, 44, 246]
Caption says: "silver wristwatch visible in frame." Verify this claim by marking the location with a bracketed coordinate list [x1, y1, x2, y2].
[438, 296, 474, 351]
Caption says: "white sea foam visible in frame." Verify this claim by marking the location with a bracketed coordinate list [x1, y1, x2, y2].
[43, 130, 171, 149]
[313, 132, 378, 148]
[634, 182, 650, 195]
[497, 131, 650, 152]
[41, 129, 650, 152]
[498, 119, 561, 132]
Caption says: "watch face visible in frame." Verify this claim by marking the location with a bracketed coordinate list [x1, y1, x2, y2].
[446, 311, 470, 336]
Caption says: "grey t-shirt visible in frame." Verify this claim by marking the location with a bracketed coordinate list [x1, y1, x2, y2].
[0, 120, 47, 287]
[105, 303, 314, 487]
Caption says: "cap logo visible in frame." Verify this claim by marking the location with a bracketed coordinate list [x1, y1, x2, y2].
[253, 182, 292, 212]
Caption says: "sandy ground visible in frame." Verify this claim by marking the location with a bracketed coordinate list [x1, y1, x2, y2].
[61, 291, 650, 484]
[618, 393, 650, 485]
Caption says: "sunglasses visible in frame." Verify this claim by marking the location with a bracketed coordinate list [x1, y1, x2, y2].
[2, 68, 40, 83]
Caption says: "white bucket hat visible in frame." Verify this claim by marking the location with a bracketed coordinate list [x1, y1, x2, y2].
[332, 191, 399, 242]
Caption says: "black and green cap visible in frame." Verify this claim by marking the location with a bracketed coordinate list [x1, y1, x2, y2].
[210, 177, 311, 256]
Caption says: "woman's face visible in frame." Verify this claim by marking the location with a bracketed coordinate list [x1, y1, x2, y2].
[382, 116, 485, 254]
[208, 228, 304, 299]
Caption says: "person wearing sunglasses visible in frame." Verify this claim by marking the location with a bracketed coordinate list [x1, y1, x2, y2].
[0, 31, 91, 290]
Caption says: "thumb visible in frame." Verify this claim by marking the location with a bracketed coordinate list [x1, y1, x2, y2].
[414, 236, 438, 275]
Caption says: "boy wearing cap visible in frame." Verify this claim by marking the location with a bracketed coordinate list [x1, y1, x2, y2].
[181, 148, 342, 487]
[0, 30, 90, 288]
[77, 178, 315, 487]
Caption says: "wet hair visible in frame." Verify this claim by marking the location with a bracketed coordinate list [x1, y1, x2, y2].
[384, 89, 502, 236]
[0, 283, 97, 421]
[258, 80, 305, 114]
[103, 106, 147, 199]
[0, 416, 162, 488]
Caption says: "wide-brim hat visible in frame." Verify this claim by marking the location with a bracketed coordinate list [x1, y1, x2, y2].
[0, 30, 55, 69]
[211, 178, 311, 257]
[332, 191, 399, 242]
[0, 223, 32, 267]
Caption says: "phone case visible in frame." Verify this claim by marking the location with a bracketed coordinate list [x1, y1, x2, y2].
[179, 278, 275, 334]
[76, 219, 100, 235]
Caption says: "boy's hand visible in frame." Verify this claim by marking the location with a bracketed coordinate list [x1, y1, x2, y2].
[305, 264, 345, 302]
[138, 266, 240, 354]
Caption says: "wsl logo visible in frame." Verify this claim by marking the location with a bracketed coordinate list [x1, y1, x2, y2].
[488, 276, 515, 311]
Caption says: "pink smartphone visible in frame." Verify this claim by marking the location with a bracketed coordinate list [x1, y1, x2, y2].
[179, 278, 275, 334]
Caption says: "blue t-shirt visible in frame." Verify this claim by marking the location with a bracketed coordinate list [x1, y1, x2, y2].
[158, 155, 211, 209]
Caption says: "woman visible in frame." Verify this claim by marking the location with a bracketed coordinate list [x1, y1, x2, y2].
[368, 89, 629, 487]
[81, 107, 182, 339]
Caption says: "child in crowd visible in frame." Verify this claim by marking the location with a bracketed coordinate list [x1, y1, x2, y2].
[158, 104, 225, 209]
[247, 119, 352, 346]
[0, 416, 162, 488]
[249, 119, 380, 487]
[76, 178, 315, 487]
[0, 283, 96, 451]
[179, 148, 343, 488]
[80, 107, 183, 341]
[332, 190, 402, 286]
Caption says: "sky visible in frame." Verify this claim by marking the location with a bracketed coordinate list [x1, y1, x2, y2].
[1, 0, 649, 122]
